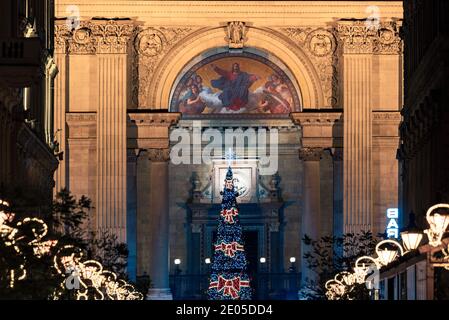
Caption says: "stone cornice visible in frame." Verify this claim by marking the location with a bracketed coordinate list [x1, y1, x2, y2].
[128, 111, 181, 126]
[291, 111, 343, 148]
[290, 111, 342, 126]
[55, 1, 402, 25]
[127, 111, 181, 149]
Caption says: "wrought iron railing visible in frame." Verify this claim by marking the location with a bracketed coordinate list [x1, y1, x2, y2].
[169, 272, 301, 300]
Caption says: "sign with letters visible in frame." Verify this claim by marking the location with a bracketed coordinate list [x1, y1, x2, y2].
[386, 208, 399, 238]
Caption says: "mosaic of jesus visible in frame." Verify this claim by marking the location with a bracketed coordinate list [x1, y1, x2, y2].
[171, 56, 298, 115]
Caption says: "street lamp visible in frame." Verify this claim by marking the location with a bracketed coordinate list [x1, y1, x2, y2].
[424, 204, 449, 247]
[375, 239, 404, 266]
[259, 257, 266, 264]
[400, 211, 423, 251]
[204, 258, 211, 264]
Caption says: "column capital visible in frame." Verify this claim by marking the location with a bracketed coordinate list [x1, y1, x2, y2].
[336, 20, 402, 55]
[148, 148, 170, 162]
[299, 147, 323, 161]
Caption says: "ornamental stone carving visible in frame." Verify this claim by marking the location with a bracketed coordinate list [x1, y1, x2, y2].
[54, 23, 71, 53]
[90, 21, 134, 54]
[373, 22, 403, 55]
[148, 148, 170, 162]
[278, 27, 339, 107]
[306, 29, 336, 57]
[226, 21, 247, 49]
[135, 27, 194, 108]
[68, 27, 96, 54]
[56, 20, 135, 55]
[337, 20, 402, 55]
[337, 21, 378, 54]
[134, 28, 165, 57]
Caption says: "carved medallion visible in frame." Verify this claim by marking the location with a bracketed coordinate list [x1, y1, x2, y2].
[307, 29, 336, 57]
[135, 28, 165, 57]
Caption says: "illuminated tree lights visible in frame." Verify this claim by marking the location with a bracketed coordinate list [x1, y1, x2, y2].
[0, 199, 143, 300]
[208, 166, 252, 300]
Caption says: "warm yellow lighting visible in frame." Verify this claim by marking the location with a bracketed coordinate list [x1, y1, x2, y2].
[375, 239, 404, 266]
[424, 204, 449, 247]
[401, 231, 423, 251]
[53, 245, 143, 300]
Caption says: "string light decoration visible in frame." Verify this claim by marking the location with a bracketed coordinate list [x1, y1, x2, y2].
[424, 204, 449, 247]
[0, 199, 57, 288]
[1, 199, 142, 300]
[52, 245, 143, 300]
[324, 203, 449, 300]
[208, 165, 252, 300]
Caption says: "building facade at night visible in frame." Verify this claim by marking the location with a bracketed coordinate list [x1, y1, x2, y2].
[382, 0, 449, 300]
[0, 0, 58, 213]
[52, 1, 403, 298]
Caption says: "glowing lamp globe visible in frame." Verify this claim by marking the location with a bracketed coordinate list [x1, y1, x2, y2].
[428, 213, 449, 235]
[400, 211, 423, 251]
[377, 248, 398, 266]
[401, 231, 423, 251]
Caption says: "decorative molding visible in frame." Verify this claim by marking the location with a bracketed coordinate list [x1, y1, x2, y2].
[290, 111, 343, 126]
[226, 21, 247, 49]
[148, 148, 170, 162]
[135, 28, 165, 57]
[56, 20, 135, 55]
[373, 22, 403, 55]
[91, 20, 134, 54]
[66, 112, 97, 122]
[128, 112, 181, 126]
[337, 20, 402, 55]
[298, 147, 323, 161]
[278, 27, 339, 107]
[306, 29, 337, 57]
[135, 26, 195, 108]
[54, 23, 71, 54]
[68, 26, 97, 55]
[372, 111, 401, 121]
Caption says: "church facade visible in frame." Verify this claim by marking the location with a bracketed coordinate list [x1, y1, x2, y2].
[53, 1, 403, 298]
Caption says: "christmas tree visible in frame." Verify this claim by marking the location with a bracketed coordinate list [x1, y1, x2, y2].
[208, 166, 252, 300]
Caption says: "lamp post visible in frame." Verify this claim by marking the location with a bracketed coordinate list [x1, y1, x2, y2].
[400, 211, 423, 252]
[173, 259, 181, 299]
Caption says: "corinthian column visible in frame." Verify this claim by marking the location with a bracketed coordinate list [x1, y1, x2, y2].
[337, 21, 375, 234]
[299, 147, 323, 285]
[147, 148, 172, 300]
[127, 111, 181, 300]
[94, 21, 134, 242]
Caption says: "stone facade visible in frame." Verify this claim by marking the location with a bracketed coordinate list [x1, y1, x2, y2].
[54, 0, 403, 296]
[399, 0, 449, 231]
[0, 1, 58, 212]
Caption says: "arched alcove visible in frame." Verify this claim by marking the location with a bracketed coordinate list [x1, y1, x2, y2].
[169, 51, 302, 116]
[147, 27, 324, 110]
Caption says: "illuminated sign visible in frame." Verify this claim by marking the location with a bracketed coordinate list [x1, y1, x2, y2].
[386, 208, 399, 238]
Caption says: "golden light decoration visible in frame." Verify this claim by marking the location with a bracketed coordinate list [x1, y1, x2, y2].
[0, 199, 58, 288]
[424, 203, 449, 247]
[53, 245, 143, 300]
[353, 256, 380, 285]
[375, 239, 404, 266]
